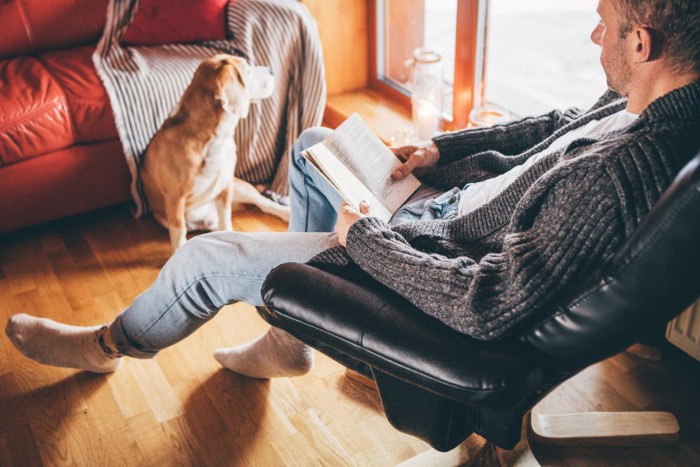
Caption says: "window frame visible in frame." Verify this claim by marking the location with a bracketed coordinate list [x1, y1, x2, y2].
[369, 0, 484, 130]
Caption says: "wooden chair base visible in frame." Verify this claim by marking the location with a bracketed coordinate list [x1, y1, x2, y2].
[344, 370, 679, 465]
[529, 410, 679, 446]
[493, 409, 680, 466]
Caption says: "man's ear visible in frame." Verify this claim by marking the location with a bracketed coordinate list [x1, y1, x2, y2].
[633, 25, 662, 62]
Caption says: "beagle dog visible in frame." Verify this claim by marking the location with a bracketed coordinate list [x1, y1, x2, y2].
[141, 54, 285, 252]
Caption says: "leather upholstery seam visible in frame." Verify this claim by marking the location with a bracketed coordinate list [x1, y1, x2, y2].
[17, 0, 34, 44]
[0, 98, 67, 133]
[34, 56, 79, 142]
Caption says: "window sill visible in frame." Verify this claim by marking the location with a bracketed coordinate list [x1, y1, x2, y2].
[323, 87, 412, 144]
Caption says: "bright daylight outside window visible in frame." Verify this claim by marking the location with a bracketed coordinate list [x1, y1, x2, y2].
[377, 0, 606, 124]
[483, 0, 606, 118]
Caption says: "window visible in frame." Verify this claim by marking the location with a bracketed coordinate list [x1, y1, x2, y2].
[373, 0, 461, 124]
[483, 0, 605, 117]
[374, 0, 606, 127]
[376, 0, 457, 99]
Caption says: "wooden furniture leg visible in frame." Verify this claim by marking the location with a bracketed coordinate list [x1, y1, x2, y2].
[529, 410, 679, 446]
[496, 406, 679, 466]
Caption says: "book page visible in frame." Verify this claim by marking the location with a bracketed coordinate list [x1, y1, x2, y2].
[302, 144, 393, 222]
[322, 114, 421, 213]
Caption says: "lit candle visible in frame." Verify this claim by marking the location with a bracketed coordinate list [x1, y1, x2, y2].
[469, 105, 511, 127]
[414, 100, 439, 141]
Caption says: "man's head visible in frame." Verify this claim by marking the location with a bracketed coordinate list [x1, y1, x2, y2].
[591, 0, 700, 97]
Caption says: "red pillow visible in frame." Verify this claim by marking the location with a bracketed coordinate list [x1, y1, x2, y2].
[121, 0, 229, 46]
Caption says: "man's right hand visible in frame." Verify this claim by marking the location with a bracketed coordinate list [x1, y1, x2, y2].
[390, 141, 440, 180]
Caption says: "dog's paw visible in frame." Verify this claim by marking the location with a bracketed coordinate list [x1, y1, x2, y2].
[262, 189, 290, 207]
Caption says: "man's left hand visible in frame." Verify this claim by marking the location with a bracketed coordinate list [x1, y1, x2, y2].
[335, 201, 370, 247]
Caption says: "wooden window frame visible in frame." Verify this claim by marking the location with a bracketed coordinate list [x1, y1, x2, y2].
[369, 0, 482, 130]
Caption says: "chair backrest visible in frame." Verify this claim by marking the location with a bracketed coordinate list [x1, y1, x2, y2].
[521, 150, 700, 372]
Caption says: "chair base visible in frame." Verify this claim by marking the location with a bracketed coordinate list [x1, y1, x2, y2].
[529, 410, 679, 446]
[345, 370, 679, 465]
[491, 410, 680, 467]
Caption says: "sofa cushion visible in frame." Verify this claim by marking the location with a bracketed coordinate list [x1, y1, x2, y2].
[121, 0, 229, 46]
[0, 56, 74, 166]
[0, 0, 109, 60]
[0, 47, 117, 166]
[38, 47, 118, 144]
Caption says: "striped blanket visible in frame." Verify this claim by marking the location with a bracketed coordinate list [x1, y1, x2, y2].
[93, 0, 326, 218]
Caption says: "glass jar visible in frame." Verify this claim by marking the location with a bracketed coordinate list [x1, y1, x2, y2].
[410, 48, 443, 142]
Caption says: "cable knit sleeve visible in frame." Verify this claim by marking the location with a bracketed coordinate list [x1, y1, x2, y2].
[344, 162, 625, 340]
[433, 107, 583, 164]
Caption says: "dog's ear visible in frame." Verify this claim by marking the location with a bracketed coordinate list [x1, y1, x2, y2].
[218, 58, 250, 118]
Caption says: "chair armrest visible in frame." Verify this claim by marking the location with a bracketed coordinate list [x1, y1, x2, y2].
[259, 262, 544, 407]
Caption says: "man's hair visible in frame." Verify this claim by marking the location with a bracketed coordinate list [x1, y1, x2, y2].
[615, 0, 700, 75]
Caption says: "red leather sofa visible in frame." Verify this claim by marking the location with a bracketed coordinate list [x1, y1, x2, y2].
[0, 0, 131, 234]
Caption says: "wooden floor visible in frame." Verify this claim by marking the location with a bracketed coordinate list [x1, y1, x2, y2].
[1, 204, 699, 466]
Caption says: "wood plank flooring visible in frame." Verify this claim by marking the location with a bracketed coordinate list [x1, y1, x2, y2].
[1, 203, 699, 466]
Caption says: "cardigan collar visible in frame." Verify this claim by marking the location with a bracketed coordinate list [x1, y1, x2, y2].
[640, 79, 700, 125]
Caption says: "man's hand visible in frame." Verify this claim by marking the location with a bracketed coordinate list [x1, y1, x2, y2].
[390, 141, 440, 180]
[335, 201, 370, 247]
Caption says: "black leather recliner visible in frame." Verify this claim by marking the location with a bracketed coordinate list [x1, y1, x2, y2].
[256, 150, 700, 457]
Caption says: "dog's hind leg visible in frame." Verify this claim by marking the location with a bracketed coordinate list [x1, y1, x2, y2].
[165, 196, 188, 252]
[216, 181, 234, 231]
[233, 178, 290, 223]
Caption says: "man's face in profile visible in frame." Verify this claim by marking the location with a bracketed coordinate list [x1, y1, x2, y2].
[591, 0, 633, 95]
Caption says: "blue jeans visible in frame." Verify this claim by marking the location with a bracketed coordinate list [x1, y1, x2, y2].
[110, 230, 339, 357]
[111, 127, 340, 357]
[288, 127, 339, 232]
[111, 127, 459, 357]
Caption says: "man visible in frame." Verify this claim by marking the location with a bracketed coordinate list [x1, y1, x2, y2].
[6, 0, 700, 378]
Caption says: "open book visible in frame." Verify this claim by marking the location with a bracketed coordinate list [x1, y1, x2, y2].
[301, 113, 421, 222]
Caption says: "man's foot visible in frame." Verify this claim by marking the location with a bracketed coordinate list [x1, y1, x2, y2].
[214, 327, 313, 379]
[5, 313, 122, 373]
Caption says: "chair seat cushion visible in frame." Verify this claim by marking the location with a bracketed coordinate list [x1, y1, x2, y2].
[259, 262, 545, 409]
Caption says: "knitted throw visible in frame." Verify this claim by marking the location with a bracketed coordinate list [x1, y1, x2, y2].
[94, 0, 325, 218]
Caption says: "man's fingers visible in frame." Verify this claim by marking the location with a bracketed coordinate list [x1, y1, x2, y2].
[389, 146, 403, 159]
[359, 201, 370, 214]
[393, 156, 418, 179]
[389, 145, 419, 162]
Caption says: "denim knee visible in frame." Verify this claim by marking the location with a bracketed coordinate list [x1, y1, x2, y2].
[109, 233, 231, 359]
[290, 127, 332, 171]
[175, 230, 245, 262]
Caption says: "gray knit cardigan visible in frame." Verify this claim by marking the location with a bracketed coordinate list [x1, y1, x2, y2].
[309, 81, 700, 340]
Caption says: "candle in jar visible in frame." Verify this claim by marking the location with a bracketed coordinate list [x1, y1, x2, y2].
[414, 100, 439, 141]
